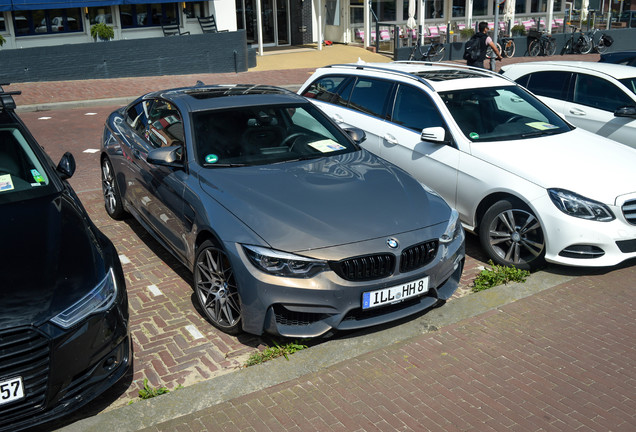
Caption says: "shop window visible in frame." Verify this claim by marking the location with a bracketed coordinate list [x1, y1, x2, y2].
[88, 7, 113, 25]
[14, 9, 83, 36]
[515, 0, 525, 14]
[531, 0, 548, 13]
[1, 16, 6, 32]
[120, 3, 179, 28]
[185, 2, 205, 19]
[472, 0, 487, 16]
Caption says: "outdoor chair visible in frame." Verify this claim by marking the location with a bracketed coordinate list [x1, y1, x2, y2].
[198, 15, 222, 33]
[161, 20, 190, 36]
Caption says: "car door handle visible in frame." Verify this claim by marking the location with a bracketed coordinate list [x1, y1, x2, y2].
[384, 134, 399, 145]
[569, 107, 587, 116]
[333, 114, 344, 124]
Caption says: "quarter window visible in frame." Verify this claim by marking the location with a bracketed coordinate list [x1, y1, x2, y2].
[573, 74, 634, 112]
[301, 75, 352, 105]
[391, 85, 444, 132]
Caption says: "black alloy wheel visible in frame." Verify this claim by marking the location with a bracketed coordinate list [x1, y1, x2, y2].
[194, 240, 242, 335]
[479, 199, 546, 271]
[101, 156, 127, 219]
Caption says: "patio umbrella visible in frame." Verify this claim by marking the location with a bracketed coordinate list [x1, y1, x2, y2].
[504, 0, 515, 34]
[407, 0, 416, 29]
[581, 0, 589, 22]
[467, 0, 474, 29]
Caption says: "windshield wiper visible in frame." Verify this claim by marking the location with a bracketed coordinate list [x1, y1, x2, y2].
[521, 129, 561, 138]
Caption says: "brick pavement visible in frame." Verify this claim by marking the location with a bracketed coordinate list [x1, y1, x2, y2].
[10, 47, 614, 426]
[138, 262, 636, 432]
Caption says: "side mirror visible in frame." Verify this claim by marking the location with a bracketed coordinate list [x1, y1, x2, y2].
[56, 152, 76, 180]
[614, 106, 636, 119]
[420, 127, 447, 143]
[147, 145, 184, 168]
[344, 127, 367, 144]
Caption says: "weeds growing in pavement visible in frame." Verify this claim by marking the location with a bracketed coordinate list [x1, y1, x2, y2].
[244, 340, 308, 367]
[129, 378, 182, 404]
[472, 260, 530, 293]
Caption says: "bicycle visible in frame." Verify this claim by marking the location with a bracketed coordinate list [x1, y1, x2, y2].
[486, 31, 516, 58]
[585, 27, 613, 54]
[408, 35, 445, 62]
[560, 26, 592, 55]
[527, 30, 556, 57]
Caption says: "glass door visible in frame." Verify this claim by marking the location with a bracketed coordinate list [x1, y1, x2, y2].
[236, 0, 289, 46]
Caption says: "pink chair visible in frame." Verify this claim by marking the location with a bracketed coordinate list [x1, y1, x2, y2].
[426, 26, 440, 41]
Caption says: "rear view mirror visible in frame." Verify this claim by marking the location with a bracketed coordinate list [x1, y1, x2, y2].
[56, 152, 76, 180]
[420, 127, 446, 143]
[147, 145, 184, 168]
[614, 106, 636, 119]
[344, 127, 367, 144]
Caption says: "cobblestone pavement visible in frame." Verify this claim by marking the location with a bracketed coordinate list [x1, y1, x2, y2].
[137, 261, 636, 432]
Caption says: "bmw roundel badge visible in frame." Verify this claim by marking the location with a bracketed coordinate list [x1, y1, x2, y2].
[387, 238, 398, 249]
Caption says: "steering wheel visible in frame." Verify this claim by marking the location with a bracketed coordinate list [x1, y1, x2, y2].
[282, 132, 311, 151]
[505, 115, 524, 124]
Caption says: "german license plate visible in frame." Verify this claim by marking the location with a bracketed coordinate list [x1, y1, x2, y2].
[0, 376, 24, 406]
[362, 276, 429, 310]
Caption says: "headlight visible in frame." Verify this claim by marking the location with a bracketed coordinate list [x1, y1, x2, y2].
[548, 189, 615, 222]
[243, 245, 327, 278]
[440, 208, 463, 244]
[51, 268, 118, 329]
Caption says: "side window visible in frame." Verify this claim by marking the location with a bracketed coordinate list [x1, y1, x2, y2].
[126, 101, 151, 136]
[146, 100, 185, 148]
[301, 76, 352, 105]
[348, 78, 393, 119]
[573, 74, 634, 112]
[524, 71, 571, 100]
[391, 85, 444, 132]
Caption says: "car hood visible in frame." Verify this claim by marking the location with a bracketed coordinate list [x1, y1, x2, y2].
[470, 129, 636, 204]
[198, 151, 450, 252]
[0, 191, 107, 328]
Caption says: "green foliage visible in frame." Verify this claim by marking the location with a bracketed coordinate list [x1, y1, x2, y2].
[91, 22, 114, 41]
[0, 34, 5, 47]
[511, 24, 527, 36]
[460, 28, 475, 39]
[245, 340, 308, 367]
[138, 378, 170, 399]
[472, 260, 530, 293]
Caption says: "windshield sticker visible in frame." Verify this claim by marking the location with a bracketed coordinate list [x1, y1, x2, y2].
[469, 132, 480, 139]
[0, 174, 15, 192]
[205, 154, 219, 164]
[526, 122, 559, 130]
[308, 139, 346, 153]
[30, 169, 45, 183]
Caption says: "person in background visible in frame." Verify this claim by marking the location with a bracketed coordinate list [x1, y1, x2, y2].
[468, 22, 502, 69]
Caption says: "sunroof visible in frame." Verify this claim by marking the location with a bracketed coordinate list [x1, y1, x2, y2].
[185, 85, 288, 99]
[414, 70, 488, 81]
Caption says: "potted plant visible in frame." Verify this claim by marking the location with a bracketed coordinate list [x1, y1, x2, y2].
[511, 24, 526, 36]
[0, 34, 6, 47]
[460, 28, 474, 40]
[91, 22, 114, 41]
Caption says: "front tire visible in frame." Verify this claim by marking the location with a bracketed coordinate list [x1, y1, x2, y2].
[546, 38, 557, 56]
[101, 156, 127, 220]
[479, 199, 546, 271]
[503, 39, 515, 58]
[577, 35, 592, 54]
[194, 240, 242, 335]
[528, 39, 541, 57]
[596, 38, 609, 54]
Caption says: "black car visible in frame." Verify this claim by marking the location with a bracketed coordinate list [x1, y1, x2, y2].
[0, 85, 131, 431]
[600, 50, 636, 67]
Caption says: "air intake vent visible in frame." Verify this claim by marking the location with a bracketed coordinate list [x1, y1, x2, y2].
[330, 254, 395, 281]
[623, 199, 636, 225]
[0, 328, 50, 423]
[400, 240, 438, 273]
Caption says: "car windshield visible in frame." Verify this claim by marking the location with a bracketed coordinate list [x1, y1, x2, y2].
[618, 77, 636, 95]
[192, 103, 357, 167]
[0, 126, 54, 203]
[439, 86, 571, 142]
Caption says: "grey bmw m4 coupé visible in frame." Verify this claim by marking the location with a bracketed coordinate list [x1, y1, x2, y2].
[100, 84, 465, 337]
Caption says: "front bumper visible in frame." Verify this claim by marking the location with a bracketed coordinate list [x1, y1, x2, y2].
[227, 225, 465, 337]
[535, 193, 636, 267]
